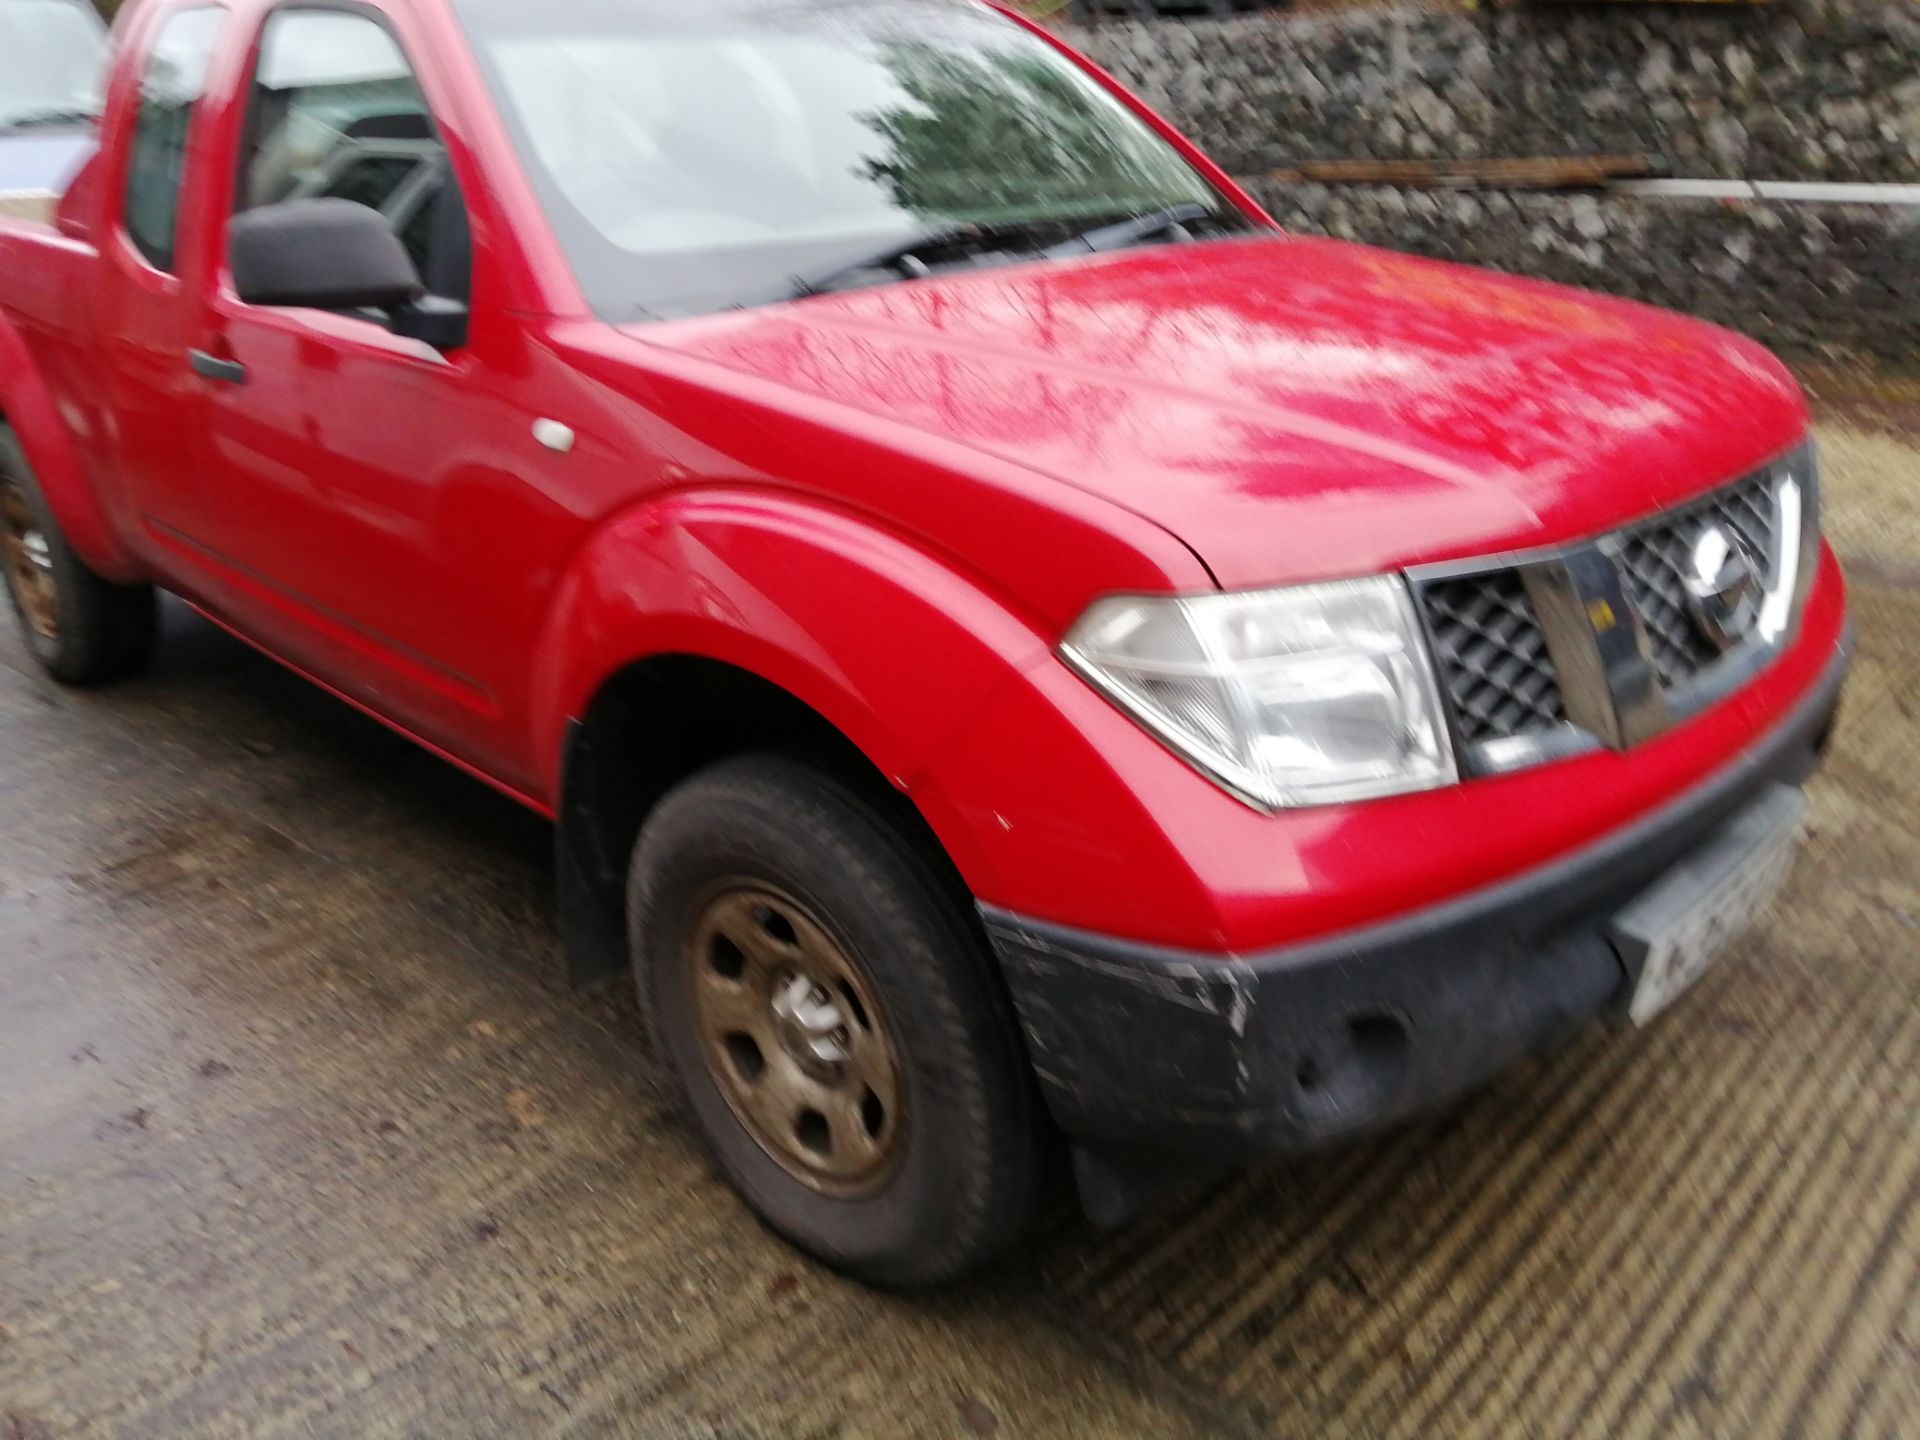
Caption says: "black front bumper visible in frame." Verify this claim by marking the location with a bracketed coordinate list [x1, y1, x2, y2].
[983, 643, 1849, 1173]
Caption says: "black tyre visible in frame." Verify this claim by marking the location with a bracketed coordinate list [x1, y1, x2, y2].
[629, 754, 1045, 1287]
[0, 429, 157, 685]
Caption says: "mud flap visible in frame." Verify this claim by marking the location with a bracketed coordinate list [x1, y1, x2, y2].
[557, 718, 630, 990]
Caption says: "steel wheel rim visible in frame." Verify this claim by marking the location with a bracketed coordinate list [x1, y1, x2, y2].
[1, 480, 56, 641]
[686, 883, 906, 1197]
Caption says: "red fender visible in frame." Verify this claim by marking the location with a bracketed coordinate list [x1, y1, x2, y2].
[0, 312, 142, 581]
[527, 487, 1076, 899]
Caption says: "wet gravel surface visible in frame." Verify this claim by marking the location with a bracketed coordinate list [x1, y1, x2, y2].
[2, 397, 1916, 1439]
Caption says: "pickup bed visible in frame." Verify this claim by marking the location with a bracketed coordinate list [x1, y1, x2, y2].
[0, 194, 53, 223]
[0, 0, 1850, 1285]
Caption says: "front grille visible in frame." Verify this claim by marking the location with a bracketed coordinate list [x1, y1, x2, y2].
[1615, 470, 1781, 688]
[1421, 570, 1567, 745]
[1414, 461, 1794, 762]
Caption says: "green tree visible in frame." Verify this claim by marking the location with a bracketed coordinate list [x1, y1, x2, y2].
[857, 39, 1194, 218]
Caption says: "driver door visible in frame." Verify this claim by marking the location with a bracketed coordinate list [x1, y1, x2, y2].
[183, 3, 531, 775]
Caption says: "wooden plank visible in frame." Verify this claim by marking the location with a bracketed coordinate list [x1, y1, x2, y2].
[0, 192, 56, 226]
[1265, 154, 1657, 190]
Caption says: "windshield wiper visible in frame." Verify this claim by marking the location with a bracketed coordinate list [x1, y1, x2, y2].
[788, 222, 990, 300]
[781, 204, 1245, 305]
[1040, 203, 1225, 259]
[0, 106, 100, 134]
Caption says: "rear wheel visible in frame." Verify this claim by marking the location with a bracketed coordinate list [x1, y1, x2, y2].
[629, 754, 1045, 1287]
[0, 430, 157, 685]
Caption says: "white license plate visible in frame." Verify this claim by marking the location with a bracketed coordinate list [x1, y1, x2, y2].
[1611, 785, 1808, 1027]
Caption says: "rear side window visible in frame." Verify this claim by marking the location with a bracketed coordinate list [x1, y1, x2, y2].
[123, 6, 226, 272]
[236, 8, 471, 302]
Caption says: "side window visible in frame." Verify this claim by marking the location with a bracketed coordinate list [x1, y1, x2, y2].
[237, 8, 471, 302]
[124, 7, 227, 273]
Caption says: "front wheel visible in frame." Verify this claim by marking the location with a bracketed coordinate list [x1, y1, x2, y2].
[628, 755, 1046, 1287]
[0, 430, 157, 685]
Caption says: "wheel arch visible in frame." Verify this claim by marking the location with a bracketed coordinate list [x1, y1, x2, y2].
[555, 651, 1004, 989]
[535, 489, 1056, 986]
[0, 315, 140, 581]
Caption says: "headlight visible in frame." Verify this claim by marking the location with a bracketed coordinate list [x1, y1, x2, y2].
[1061, 577, 1456, 811]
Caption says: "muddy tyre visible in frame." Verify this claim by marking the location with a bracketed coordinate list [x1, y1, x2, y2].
[629, 754, 1044, 1288]
[0, 430, 157, 685]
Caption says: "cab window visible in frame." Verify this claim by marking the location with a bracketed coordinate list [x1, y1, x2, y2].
[236, 7, 470, 302]
[124, 6, 226, 272]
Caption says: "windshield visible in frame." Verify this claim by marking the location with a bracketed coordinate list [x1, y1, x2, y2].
[0, 0, 106, 131]
[451, 0, 1236, 319]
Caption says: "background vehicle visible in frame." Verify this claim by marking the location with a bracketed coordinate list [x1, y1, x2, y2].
[0, 0, 1848, 1285]
[0, 0, 107, 205]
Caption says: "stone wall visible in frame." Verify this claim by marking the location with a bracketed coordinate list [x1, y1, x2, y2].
[1074, 0, 1920, 182]
[1250, 180, 1917, 361]
[1071, 2, 1919, 363]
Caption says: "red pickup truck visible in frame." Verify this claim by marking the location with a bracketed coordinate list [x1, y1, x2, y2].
[0, 0, 1849, 1285]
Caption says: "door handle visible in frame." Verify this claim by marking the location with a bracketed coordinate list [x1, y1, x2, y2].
[187, 349, 247, 385]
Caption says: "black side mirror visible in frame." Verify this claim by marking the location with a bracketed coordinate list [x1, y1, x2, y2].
[230, 197, 424, 312]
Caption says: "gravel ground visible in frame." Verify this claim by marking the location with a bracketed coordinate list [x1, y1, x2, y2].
[1, 388, 1915, 1439]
